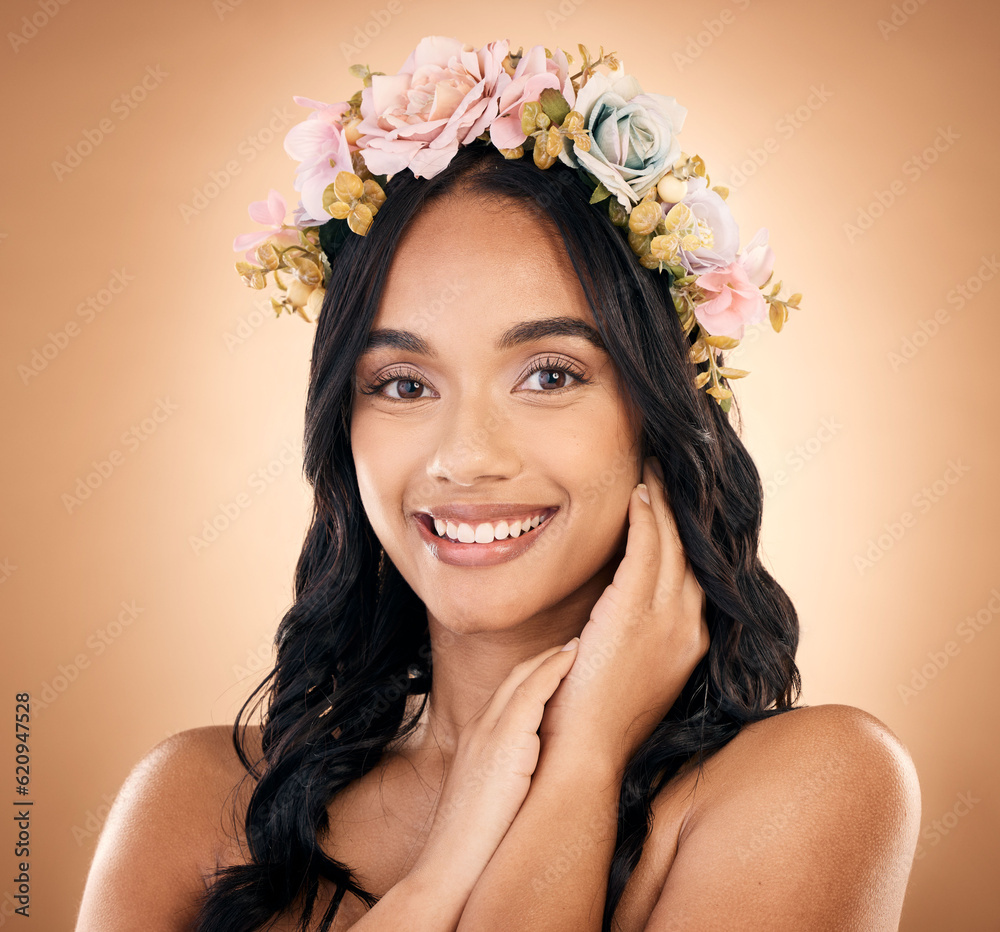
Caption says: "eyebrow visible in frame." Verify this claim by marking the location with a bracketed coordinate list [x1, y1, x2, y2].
[361, 316, 607, 359]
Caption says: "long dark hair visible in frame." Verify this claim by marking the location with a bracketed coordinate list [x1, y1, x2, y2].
[194, 141, 802, 931]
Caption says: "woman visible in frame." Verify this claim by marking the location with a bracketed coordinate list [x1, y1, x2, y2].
[75, 38, 921, 932]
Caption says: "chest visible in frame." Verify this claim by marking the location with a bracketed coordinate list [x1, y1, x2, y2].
[215, 760, 696, 932]
[317, 768, 691, 931]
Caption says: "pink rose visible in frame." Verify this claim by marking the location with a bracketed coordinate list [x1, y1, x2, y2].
[693, 229, 775, 339]
[488, 45, 575, 151]
[356, 35, 511, 180]
[284, 96, 355, 226]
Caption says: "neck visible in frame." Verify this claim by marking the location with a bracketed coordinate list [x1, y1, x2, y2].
[399, 560, 618, 765]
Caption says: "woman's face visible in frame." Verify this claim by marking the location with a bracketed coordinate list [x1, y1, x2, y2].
[350, 192, 644, 637]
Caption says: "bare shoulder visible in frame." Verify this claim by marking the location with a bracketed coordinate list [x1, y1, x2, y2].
[74, 724, 260, 932]
[645, 704, 922, 931]
[705, 702, 921, 797]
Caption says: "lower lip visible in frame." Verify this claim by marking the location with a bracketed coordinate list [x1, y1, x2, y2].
[414, 508, 559, 567]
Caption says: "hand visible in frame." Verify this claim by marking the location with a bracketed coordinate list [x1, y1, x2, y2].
[407, 641, 581, 897]
[539, 456, 710, 769]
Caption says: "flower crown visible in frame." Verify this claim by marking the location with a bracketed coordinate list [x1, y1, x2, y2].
[233, 36, 803, 411]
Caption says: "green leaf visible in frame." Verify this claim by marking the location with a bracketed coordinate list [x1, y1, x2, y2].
[539, 87, 571, 126]
[589, 182, 612, 205]
[607, 198, 628, 227]
[703, 333, 740, 350]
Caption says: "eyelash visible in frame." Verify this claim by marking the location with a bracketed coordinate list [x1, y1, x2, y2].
[359, 356, 592, 403]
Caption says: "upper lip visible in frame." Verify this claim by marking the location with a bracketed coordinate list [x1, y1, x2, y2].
[415, 503, 559, 524]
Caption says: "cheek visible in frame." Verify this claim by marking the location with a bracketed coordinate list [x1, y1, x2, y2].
[351, 415, 407, 538]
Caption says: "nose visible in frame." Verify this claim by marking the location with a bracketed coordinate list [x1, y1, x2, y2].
[425, 394, 521, 486]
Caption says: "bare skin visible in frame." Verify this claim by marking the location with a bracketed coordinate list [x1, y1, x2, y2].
[75, 193, 921, 931]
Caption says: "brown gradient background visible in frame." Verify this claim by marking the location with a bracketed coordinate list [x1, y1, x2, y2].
[1, 0, 998, 927]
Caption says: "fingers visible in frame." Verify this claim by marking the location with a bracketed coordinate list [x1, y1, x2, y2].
[492, 643, 579, 748]
[635, 456, 709, 656]
[599, 477, 662, 614]
[476, 641, 578, 732]
[641, 457, 687, 591]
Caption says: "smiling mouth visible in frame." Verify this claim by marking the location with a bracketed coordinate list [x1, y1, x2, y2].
[417, 507, 558, 545]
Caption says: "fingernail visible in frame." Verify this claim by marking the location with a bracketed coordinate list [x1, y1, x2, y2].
[636, 483, 650, 504]
[561, 637, 580, 651]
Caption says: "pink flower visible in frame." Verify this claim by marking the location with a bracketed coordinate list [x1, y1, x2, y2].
[675, 175, 740, 275]
[284, 96, 356, 226]
[232, 189, 302, 263]
[356, 35, 512, 179]
[693, 229, 775, 339]
[488, 45, 575, 151]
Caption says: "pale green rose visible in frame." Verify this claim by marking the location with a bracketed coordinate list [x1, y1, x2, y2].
[558, 63, 687, 210]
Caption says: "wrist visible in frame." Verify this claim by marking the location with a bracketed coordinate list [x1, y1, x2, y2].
[537, 735, 626, 789]
[406, 836, 481, 901]
[392, 861, 472, 932]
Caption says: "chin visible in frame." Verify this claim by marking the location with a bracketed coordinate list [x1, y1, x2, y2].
[423, 593, 544, 636]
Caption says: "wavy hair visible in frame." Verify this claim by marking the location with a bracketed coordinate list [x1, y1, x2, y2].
[194, 141, 802, 931]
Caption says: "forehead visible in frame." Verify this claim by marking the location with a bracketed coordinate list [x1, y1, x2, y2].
[373, 193, 594, 332]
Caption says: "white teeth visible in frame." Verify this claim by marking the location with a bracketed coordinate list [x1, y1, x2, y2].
[457, 523, 476, 543]
[430, 512, 549, 543]
[474, 523, 494, 543]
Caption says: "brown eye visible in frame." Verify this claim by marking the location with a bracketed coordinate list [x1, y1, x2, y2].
[536, 369, 569, 389]
[393, 378, 425, 400]
[360, 368, 434, 402]
[519, 356, 591, 393]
